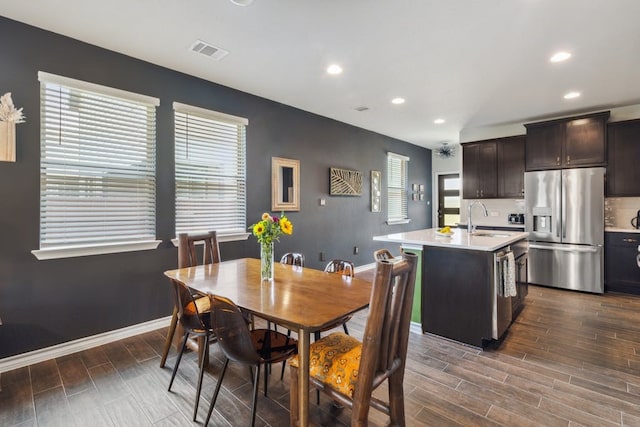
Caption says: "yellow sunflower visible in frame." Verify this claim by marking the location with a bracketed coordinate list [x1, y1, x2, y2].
[253, 222, 266, 235]
[280, 218, 293, 235]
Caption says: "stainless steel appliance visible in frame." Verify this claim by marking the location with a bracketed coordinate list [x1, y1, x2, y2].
[525, 167, 605, 293]
[492, 241, 528, 339]
[493, 247, 513, 339]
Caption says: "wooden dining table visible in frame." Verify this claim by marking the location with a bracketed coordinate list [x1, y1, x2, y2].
[164, 257, 373, 426]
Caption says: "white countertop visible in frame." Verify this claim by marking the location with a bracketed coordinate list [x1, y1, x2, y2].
[373, 228, 529, 252]
[606, 227, 640, 234]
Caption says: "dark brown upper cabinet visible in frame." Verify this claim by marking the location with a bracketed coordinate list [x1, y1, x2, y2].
[525, 111, 610, 171]
[463, 141, 497, 199]
[607, 119, 640, 197]
[463, 136, 525, 199]
[497, 135, 526, 198]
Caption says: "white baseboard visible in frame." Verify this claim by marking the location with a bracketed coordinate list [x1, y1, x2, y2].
[0, 316, 172, 374]
[354, 262, 376, 273]
[410, 321, 423, 335]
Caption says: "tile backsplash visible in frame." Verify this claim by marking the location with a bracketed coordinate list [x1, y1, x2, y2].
[605, 197, 640, 229]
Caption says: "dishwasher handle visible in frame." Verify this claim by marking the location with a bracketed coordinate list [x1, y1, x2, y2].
[529, 243, 598, 253]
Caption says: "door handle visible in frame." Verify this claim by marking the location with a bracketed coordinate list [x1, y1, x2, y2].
[637, 253, 640, 268]
[561, 175, 567, 239]
[529, 244, 598, 253]
[623, 238, 638, 243]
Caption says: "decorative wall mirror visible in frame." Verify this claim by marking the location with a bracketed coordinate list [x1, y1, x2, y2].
[272, 157, 300, 211]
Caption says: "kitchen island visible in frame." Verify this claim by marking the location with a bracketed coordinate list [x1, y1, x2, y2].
[374, 228, 528, 348]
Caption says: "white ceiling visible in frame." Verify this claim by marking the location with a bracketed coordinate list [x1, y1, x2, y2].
[2, 0, 640, 148]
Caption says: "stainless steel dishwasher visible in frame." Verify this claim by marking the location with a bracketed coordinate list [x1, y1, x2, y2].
[493, 241, 528, 339]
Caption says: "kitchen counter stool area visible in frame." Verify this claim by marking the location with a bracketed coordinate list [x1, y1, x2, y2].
[3, 284, 640, 425]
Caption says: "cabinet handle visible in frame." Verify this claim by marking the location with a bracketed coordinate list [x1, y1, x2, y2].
[556, 156, 560, 165]
[567, 155, 571, 164]
[480, 189, 484, 197]
[623, 238, 638, 243]
[476, 189, 479, 197]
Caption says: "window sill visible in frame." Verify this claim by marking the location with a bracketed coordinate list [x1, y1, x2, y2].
[170, 231, 251, 247]
[31, 240, 162, 260]
[387, 219, 411, 225]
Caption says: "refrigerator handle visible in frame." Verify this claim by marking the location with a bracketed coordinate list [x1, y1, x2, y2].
[561, 174, 567, 239]
[556, 176, 562, 239]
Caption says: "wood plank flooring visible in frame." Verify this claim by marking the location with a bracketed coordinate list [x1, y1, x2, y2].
[3, 281, 640, 426]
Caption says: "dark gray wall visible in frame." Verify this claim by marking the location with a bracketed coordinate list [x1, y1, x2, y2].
[0, 16, 432, 358]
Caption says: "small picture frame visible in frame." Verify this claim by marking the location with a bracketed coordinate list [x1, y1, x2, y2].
[412, 184, 418, 191]
[419, 184, 425, 191]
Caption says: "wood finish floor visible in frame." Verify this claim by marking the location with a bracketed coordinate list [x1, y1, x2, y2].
[3, 282, 640, 426]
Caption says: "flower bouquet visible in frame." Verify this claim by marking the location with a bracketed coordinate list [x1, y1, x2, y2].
[249, 212, 293, 281]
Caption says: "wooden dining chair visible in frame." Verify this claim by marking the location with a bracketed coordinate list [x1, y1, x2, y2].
[204, 295, 298, 427]
[280, 252, 305, 267]
[160, 231, 220, 368]
[289, 251, 418, 426]
[322, 259, 356, 337]
[373, 248, 395, 262]
[167, 278, 216, 422]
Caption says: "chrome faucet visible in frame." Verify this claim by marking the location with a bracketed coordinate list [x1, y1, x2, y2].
[468, 200, 488, 234]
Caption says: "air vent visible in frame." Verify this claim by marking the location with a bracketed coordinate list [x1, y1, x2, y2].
[355, 106, 369, 112]
[190, 40, 229, 60]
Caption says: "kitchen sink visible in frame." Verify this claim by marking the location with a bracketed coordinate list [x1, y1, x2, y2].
[471, 231, 512, 238]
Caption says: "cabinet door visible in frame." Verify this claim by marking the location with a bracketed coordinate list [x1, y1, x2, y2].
[607, 119, 640, 196]
[525, 124, 562, 171]
[462, 144, 480, 199]
[497, 136, 525, 198]
[564, 116, 606, 167]
[605, 233, 640, 294]
[463, 142, 497, 199]
[477, 142, 497, 198]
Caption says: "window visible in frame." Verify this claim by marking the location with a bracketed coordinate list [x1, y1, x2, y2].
[173, 102, 247, 239]
[33, 72, 160, 260]
[387, 152, 410, 224]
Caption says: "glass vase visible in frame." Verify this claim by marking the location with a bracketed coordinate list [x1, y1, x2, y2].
[260, 241, 274, 281]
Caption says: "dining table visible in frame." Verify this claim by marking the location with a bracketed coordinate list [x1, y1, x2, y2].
[164, 257, 373, 426]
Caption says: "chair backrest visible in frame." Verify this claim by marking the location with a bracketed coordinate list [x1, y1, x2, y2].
[178, 231, 221, 268]
[324, 259, 355, 277]
[351, 251, 418, 421]
[373, 249, 395, 262]
[210, 295, 262, 365]
[170, 279, 209, 331]
[280, 252, 305, 267]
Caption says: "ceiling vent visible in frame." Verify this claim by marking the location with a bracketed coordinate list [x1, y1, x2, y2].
[190, 40, 229, 60]
[355, 106, 370, 112]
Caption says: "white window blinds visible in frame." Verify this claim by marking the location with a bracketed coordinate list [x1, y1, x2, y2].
[387, 152, 409, 223]
[173, 102, 247, 235]
[38, 72, 159, 250]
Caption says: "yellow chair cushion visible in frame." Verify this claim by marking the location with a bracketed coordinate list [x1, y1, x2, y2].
[184, 295, 211, 315]
[290, 332, 362, 397]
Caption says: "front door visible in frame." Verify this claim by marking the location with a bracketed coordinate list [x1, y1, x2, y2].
[437, 173, 460, 228]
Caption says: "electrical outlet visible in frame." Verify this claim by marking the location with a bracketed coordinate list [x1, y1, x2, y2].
[319, 251, 325, 262]
[354, 246, 359, 255]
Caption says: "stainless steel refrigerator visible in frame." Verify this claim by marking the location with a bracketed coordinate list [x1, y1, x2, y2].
[524, 167, 605, 293]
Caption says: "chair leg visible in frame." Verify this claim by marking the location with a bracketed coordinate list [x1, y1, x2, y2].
[204, 358, 229, 426]
[251, 364, 260, 427]
[387, 371, 406, 426]
[160, 307, 179, 368]
[193, 337, 209, 421]
[343, 322, 349, 335]
[168, 333, 189, 391]
[280, 360, 287, 381]
[263, 360, 269, 397]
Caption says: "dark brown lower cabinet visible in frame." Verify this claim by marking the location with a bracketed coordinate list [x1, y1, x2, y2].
[605, 232, 640, 294]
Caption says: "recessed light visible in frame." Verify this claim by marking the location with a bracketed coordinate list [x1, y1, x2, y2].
[326, 64, 343, 75]
[563, 91, 581, 99]
[434, 118, 445, 124]
[550, 51, 572, 63]
[391, 97, 405, 105]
